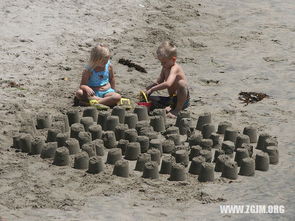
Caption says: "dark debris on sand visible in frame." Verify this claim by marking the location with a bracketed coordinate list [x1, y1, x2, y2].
[239, 92, 269, 105]
[118, 58, 147, 73]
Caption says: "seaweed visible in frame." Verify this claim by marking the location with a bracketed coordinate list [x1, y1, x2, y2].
[238, 92, 269, 105]
[118, 58, 147, 73]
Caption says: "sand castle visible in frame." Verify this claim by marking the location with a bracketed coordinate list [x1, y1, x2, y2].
[11, 106, 279, 183]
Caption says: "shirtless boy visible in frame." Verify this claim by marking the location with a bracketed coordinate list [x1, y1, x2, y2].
[146, 41, 190, 118]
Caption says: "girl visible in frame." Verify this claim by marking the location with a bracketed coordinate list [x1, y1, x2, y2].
[75, 44, 121, 107]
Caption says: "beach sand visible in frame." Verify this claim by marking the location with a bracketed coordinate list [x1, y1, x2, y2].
[0, 0, 294, 220]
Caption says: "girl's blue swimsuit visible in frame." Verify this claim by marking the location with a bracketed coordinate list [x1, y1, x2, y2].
[86, 60, 115, 97]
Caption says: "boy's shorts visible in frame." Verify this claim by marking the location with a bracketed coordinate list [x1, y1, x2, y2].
[94, 88, 115, 98]
[150, 91, 190, 110]
[171, 94, 190, 109]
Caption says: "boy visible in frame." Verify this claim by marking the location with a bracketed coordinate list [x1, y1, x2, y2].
[146, 41, 190, 118]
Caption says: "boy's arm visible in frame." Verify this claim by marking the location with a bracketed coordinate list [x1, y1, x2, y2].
[109, 65, 116, 89]
[156, 69, 165, 84]
[146, 70, 165, 90]
[147, 68, 177, 94]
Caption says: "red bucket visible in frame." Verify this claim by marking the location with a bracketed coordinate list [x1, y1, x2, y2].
[137, 102, 152, 107]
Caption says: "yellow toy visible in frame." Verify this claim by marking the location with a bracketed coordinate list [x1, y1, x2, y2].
[89, 99, 110, 110]
[118, 98, 133, 110]
[137, 90, 152, 110]
[138, 90, 149, 102]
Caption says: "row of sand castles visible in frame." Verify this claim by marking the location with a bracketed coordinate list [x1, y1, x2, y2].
[12, 105, 279, 182]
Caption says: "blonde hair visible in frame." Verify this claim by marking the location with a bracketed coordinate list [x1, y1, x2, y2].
[156, 41, 177, 58]
[88, 44, 110, 69]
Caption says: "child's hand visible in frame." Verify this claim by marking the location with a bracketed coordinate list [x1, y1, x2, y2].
[85, 87, 95, 96]
[146, 88, 153, 96]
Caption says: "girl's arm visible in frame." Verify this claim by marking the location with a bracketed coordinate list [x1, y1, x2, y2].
[109, 65, 116, 89]
[80, 70, 94, 96]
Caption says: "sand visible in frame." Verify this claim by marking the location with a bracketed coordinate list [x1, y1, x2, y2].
[0, 0, 294, 220]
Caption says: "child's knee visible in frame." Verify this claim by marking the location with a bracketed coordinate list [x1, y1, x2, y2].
[176, 80, 188, 95]
[75, 89, 83, 97]
[178, 79, 187, 89]
[113, 93, 121, 102]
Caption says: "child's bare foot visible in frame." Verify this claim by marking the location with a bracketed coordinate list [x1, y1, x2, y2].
[89, 96, 100, 101]
[166, 109, 179, 118]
